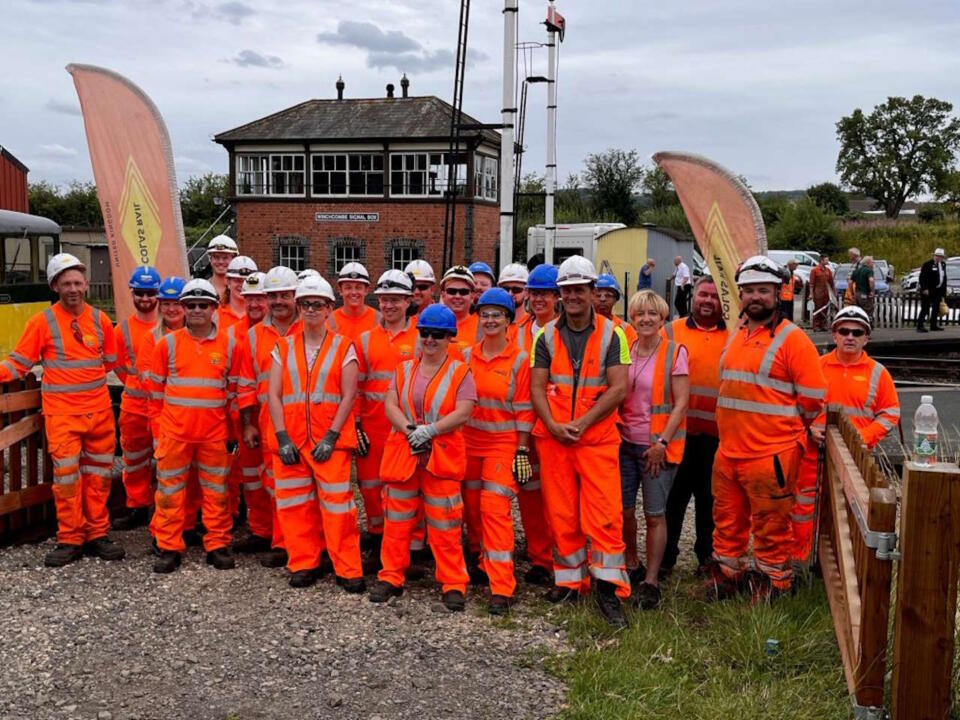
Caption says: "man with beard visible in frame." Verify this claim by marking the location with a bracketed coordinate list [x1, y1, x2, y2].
[205, 235, 239, 304]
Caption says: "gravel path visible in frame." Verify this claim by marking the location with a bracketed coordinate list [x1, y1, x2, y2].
[0, 529, 568, 720]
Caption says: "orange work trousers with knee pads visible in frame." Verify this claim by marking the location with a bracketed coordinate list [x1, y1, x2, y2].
[537, 436, 631, 600]
[118, 410, 153, 509]
[463, 475, 483, 557]
[152, 438, 232, 553]
[46, 409, 116, 546]
[229, 441, 272, 540]
[261, 452, 285, 549]
[355, 437, 386, 536]
[518, 443, 554, 571]
[466, 455, 519, 597]
[790, 443, 821, 564]
[272, 450, 359, 577]
[711, 444, 803, 590]
[378, 469, 469, 593]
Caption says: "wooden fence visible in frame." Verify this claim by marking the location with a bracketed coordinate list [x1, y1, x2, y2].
[803, 290, 960, 329]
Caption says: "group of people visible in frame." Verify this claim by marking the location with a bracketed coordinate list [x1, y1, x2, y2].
[0, 237, 902, 628]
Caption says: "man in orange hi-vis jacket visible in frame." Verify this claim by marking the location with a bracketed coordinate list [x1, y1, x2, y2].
[0, 253, 124, 567]
[707, 256, 827, 603]
[146, 278, 243, 574]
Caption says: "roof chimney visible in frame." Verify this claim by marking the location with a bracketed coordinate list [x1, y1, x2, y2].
[336, 75, 345, 100]
[400, 74, 410, 98]
[386, 83, 395, 99]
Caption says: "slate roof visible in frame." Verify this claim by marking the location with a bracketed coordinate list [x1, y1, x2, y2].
[214, 96, 500, 146]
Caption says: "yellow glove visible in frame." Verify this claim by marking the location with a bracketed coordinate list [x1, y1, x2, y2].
[512, 447, 533, 485]
[355, 420, 370, 458]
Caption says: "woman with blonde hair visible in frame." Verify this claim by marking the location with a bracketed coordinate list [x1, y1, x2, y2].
[619, 290, 689, 610]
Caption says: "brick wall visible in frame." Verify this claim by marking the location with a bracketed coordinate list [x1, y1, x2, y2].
[235, 200, 500, 279]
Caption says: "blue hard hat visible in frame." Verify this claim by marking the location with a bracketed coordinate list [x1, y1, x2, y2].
[526, 264, 559, 291]
[128, 266, 162, 291]
[468, 261, 495, 281]
[158, 276, 186, 300]
[476, 287, 516, 322]
[416, 303, 458, 335]
[596, 273, 622, 299]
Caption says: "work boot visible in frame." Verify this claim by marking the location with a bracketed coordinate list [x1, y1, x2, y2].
[153, 551, 181, 574]
[545, 585, 580, 604]
[232, 534, 271, 555]
[368, 580, 404, 603]
[634, 582, 662, 611]
[84, 536, 126, 561]
[594, 580, 628, 629]
[336, 575, 367, 594]
[318, 553, 334, 578]
[111, 506, 150, 531]
[289, 568, 319, 589]
[695, 562, 740, 603]
[488, 594, 511, 616]
[468, 564, 489, 587]
[205, 548, 236, 570]
[523, 564, 552, 587]
[360, 532, 382, 553]
[44, 543, 84, 568]
[259, 548, 288, 568]
[405, 563, 426, 581]
[150, 538, 163, 557]
[182, 529, 203, 548]
[743, 570, 791, 605]
[627, 564, 647, 586]
[361, 552, 382, 576]
[442, 590, 466, 612]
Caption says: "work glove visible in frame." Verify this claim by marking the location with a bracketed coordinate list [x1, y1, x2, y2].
[512, 447, 533, 485]
[355, 420, 370, 458]
[276, 430, 300, 466]
[406, 423, 438, 449]
[311, 430, 340, 463]
[226, 440, 238, 454]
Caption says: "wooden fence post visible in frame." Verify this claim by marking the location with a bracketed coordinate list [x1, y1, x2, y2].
[891, 461, 960, 720]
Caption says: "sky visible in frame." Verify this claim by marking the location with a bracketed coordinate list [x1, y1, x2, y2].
[1, 0, 958, 192]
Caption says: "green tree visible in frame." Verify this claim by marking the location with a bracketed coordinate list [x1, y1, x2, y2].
[767, 197, 840, 255]
[28, 181, 102, 226]
[179, 173, 230, 228]
[835, 95, 960, 218]
[937, 170, 960, 220]
[755, 194, 792, 228]
[806, 182, 849, 216]
[641, 166, 678, 209]
[582, 148, 644, 225]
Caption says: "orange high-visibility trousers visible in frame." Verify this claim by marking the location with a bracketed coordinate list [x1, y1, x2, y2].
[118, 410, 153, 509]
[261, 451, 286, 550]
[378, 469, 469, 593]
[463, 475, 483, 557]
[46, 408, 116, 545]
[230, 441, 272, 539]
[355, 437, 385, 536]
[518, 443, 554, 570]
[467, 455, 519, 597]
[153, 437, 232, 553]
[791, 442, 820, 563]
[712, 444, 802, 590]
[272, 450, 361, 577]
[537, 436, 630, 599]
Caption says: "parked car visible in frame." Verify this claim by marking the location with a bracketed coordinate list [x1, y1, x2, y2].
[901, 268, 920, 293]
[767, 250, 818, 286]
[834, 263, 892, 297]
[874, 259, 894, 283]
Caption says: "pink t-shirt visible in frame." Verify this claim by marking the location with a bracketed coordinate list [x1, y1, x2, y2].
[389, 365, 477, 423]
[620, 343, 688, 445]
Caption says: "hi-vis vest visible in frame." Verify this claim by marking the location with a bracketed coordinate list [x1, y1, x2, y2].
[649, 340, 687, 464]
[117, 315, 157, 415]
[275, 331, 357, 453]
[380, 357, 470, 482]
[663, 318, 728, 437]
[356, 322, 420, 438]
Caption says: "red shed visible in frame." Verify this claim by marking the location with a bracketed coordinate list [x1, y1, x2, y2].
[0, 146, 29, 213]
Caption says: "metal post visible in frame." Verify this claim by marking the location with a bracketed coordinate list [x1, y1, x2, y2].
[498, 0, 518, 272]
[544, 2, 557, 265]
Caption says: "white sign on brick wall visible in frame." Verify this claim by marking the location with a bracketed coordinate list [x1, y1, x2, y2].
[315, 212, 380, 223]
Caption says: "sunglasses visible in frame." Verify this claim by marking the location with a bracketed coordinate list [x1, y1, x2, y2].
[298, 300, 328, 311]
[183, 302, 214, 311]
[133, 290, 158, 298]
[415, 283, 434, 291]
[418, 329, 449, 340]
[835, 327, 867, 337]
[504, 287, 525, 295]
[70, 320, 84, 344]
[444, 287, 472, 297]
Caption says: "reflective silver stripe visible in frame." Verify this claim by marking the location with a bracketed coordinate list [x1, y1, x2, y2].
[717, 397, 800, 417]
[689, 385, 718, 398]
[864, 361, 883, 409]
[92, 308, 105, 350]
[149, 392, 164, 401]
[425, 360, 461, 424]
[484, 549, 513, 563]
[358, 478, 381, 489]
[796, 385, 827, 400]
[365, 371, 393, 381]
[516, 421, 534, 432]
[123, 446, 152, 461]
[167, 376, 226, 389]
[825, 402, 872, 418]
[791, 512, 815, 522]
[424, 493, 462, 508]
[124, 459, 151, 473]
[795, 495, 815, 506]
[426, 517, 459, 530]
[758, 323, 798, 377]
[123, 388, 150, 399]
[257, 392, 268, 404]
[368, 516, 384, 526]
[398, 361, 416, 423]
[520, 480, 541, 491]
[121, 320, 136, 369]
[362, 391, 387, 402]
[721, 369, 795, 395]
[876, 417, 896, 431]
[876, 406, 900, 418]
[482, 481, 515, 499]
[386, 486, 419, 500]
[165, 397, 227, 409]
[158, 480, 186, 495]
[0, 360, 23, 378]
[165, 333, 177, 378]
[476, 398, 512, 411]
[244, 481, 264, 491]
[659, 341, 674, 410]
[686, 409, 716, 422]
[9, 351, 32, 367]
[81, 451, 114, 463]
[197, 463, 229, 477]
[44, 308, 66, 360]
[43, 358, 103, 370]
[265, 486, 275, 498]
[386, 508, 418, 521]
[360, 331, 371, 371]
[247, 326, 259, 370]
[554, 547, 587, 567]
[590, 566, 630, 585]
[53, 472, 79, 486]
[596, 317, 614, 379]
[275, 476, 313, 490]
[42, 378, 107, 393]
[241, 466, 260, 477]
[276, 490, 318, 509]
[200, 479, 228, 493]
[319, 481, 352, 494]
[591, 550, 626, 566]
[102, 352, 117, 363]
[319, 497, 356, 514]
[555, 566, 587, 583]
[144, 372, 165, 385]
[157, 464, 191, 479]
[53, 457, 80, 470]
[311, 335, 343, 398]
[466, 418, 516, 432]
[463, 480, 482, 490]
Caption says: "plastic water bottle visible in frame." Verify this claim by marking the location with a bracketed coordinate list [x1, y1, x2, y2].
[913, 395, 939, 466]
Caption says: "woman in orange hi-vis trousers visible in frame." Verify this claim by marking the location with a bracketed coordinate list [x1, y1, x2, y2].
[369, 303, 476, 612]
[464, 289, 535, 615]
[267, 275, 365, 591]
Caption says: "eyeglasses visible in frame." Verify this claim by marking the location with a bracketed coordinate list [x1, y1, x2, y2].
[415, 283, 434, 292]
[183, 302, 214, 311]
[298, 300, 329, 311]
[133, 290, 158, 298]
[478, 310, 506, 320]
[444, 287, 472, 297]
[70, 320, 84, 343]
[835, 327, 867, 337]
[418, 329, 449, 340]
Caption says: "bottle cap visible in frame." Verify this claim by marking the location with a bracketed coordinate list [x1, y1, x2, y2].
[921, 395, 933, 404]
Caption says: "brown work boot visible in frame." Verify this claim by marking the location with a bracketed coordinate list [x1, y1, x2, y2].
[694, 562, 740, 603]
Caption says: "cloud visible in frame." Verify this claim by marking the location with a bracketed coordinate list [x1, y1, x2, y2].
[46, 99, 82, 116]
[216, 1, 254, 24]
[317, 20, 421, 54]
[230, 50, 284, 69]
[38, 143, 78, 157]
[368, 49, 454, 73]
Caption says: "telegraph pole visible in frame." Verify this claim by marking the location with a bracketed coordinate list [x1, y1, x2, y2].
[499, 0, 518, 271]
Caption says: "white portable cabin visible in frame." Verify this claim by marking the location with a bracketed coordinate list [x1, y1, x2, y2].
[525, 223, 626, 265]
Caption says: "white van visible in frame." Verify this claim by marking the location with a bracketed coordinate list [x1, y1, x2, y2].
[526, 223, 626, 264]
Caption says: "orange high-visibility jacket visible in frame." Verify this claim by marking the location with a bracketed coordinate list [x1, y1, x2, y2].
[216, 304, 246, 331]
[226, 317, 256, 424]
[611, 315, 638, 348]
[780, 273, 802, 302]
[380, 357, 470, 482]
[132, 321, 180, 436]
[716, 319, 827, 459]
[663, 317, 730, 437]
[116, 315, 157, 417]
[328, 305, 379, 342]
[531, 314, 630, 445]
[649, 339, 687, 465]
[452, 313, 481, 353]
[274, 331, 358, 451]
[817, 350, 900, 448]
[463, 342, 534, 457]
[0, 302, 116, 416]
[145, 323, 242, 443]
[356, 321, 420, 439]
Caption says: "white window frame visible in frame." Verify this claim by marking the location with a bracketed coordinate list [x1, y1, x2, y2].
[474, 155, 498, 201]
[333, 244, 362, 273]
[278, 243, 307, 271]
[237, 154, 268, 196]
[236, 153, 306, 196]
[391, 245, 419, 271]
[311, 153, 384, 197]
[390, 152, 466, 198]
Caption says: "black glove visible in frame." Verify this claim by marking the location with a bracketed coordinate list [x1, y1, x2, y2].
[355, 420, 370, 458]
[512, 447, 533, 485]
[311, 430, 340, 463]
[276, 430, 300, 466]
[226, 440, 238, 454]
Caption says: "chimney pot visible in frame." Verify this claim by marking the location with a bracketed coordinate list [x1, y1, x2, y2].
[386, 83, 395, 99]
[336, 75, 345, 100]
[400, 73, 410, 98]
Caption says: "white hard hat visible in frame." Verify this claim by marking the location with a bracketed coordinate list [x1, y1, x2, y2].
[297, 269, 321, 280]
[498, 262, 530, 286]
[832, 305, 872, 332]
[179, 278, 219, 303]
[241, 272, 267, 296]
[556, 255, 598, 286]
[337, 261, 370, 284]
[737, 255, 785, 286]
[47, 253, 86, 286]
[441, 265, 476, 288]
[295, 276, 336, 302]
[263, 266, 299, 293]
[405, 259, 436, 283]
[226, 255, 258, 279]
[207, 235, 239, 255]
[935, 248, 945, 257]
[375, 269, 414, 296]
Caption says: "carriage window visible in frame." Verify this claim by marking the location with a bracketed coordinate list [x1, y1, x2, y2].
[3, 237, 34, 284]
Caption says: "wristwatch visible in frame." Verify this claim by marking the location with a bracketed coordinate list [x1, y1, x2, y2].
[658, 437, 669, 447]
